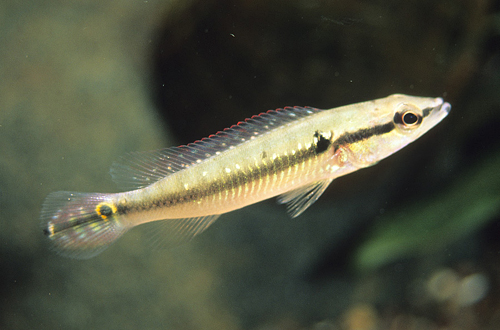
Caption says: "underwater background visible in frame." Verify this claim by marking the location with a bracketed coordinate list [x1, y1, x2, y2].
[1, 0, 500, 329]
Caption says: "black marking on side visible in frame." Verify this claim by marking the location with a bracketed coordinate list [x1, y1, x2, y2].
[43, 227, 51, 236]
[313, 131, 332, 154]
[116, 198, 132, 215]
[333, 122, 395, 150]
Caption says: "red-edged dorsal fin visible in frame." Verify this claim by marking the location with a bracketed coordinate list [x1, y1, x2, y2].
[110, 106, 323, 190]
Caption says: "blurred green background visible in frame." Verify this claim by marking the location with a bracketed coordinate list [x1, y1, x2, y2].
[1, 0, 500, 329]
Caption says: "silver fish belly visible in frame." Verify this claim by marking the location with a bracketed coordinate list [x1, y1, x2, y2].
[41, 94, 450, 258]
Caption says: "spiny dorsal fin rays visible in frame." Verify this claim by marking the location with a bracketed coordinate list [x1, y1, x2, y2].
[110, 106, 322, 190]
[277, 179, 334, 218]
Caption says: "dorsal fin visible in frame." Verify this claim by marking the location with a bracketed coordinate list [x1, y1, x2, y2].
[110, 106, 322, 190]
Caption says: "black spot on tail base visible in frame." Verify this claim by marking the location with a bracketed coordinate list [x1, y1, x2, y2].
[95, 202, 116, 219]
[99, 204, 113, 217]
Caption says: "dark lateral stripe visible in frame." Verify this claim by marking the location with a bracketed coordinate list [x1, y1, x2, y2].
[333, 121, 395, 149]
[422, 107, 432, 118]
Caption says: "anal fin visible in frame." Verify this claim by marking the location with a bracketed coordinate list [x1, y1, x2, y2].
[144, 215, 221, 249]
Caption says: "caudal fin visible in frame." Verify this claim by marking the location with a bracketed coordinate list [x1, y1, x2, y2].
[40, 191, 128, 259]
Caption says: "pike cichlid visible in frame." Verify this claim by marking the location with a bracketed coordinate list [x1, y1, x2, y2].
[41, 94, 450, 259]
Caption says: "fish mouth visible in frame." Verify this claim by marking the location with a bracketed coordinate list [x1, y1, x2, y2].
[432, 97, 451, 122]
[416, 97, 451, 136]
[438, 98, 452, 115]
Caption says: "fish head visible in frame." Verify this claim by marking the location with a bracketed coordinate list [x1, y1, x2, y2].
[375, 93, 450, 158]
[386, 93, 451, 139]
[339, 94, 451, 167]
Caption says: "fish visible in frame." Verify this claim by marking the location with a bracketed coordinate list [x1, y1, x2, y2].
[40, 94, 451, 259]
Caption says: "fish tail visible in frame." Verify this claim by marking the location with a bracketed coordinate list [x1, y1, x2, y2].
[40, 191, 128, 259]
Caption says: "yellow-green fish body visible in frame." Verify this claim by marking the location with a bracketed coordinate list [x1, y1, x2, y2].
[41, 94, 450, 258]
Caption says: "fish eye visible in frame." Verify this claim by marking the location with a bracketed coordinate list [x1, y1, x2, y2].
[394, 104, 422, 130]
[402, 112, 418, 125]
